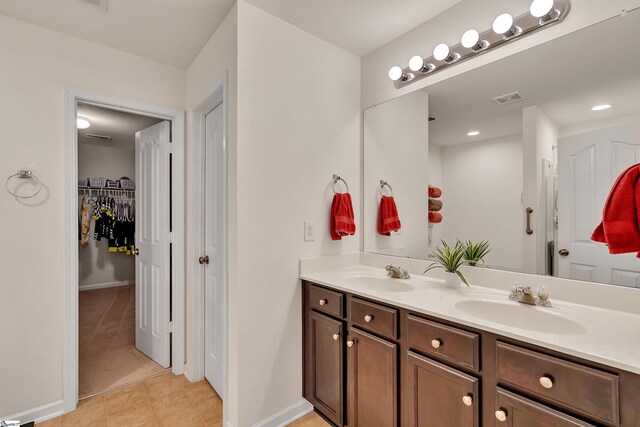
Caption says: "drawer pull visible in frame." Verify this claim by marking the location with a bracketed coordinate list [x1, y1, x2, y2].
[462, 395, 473, 406]
[318, 299, 327, 306]
[332, 333, 340, 341]
[539, 376, 554, 389]
[431, 339, 442, 349]
[495, 410, 507, 422]
[364, 314, 373, 323]
[346, 340, 354, 348]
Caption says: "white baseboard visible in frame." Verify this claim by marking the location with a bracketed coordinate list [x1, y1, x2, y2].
[3, 399, 64, 425]
[252, 399, 313, 427]
[79, 280, 134, 291]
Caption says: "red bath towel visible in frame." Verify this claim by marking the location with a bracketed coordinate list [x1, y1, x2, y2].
[428, 186, 442, 198]
[378, 196, 401, 236]
[592, 164, 640, 257]
[330, 193, 356, 240]
[429, 212, 443, 223]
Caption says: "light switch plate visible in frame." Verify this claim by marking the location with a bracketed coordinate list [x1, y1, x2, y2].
[304, 220, 315, 241]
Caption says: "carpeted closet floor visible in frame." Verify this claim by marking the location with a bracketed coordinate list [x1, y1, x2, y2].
[79, 284, 169, 398]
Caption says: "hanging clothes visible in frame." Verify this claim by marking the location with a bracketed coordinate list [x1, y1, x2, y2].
[79, 196, 92, 247]
[84, 193, 136, 255]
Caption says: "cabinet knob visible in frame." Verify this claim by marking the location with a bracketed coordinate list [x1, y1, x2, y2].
[318, 299, 327, 306]
[364, 315, 373, 323]
[495, 410, 507, 422]
[431, 339, 442, 349]
[347, 340, 354, 348]
[332, 333, 340, 341]
[539, 376, 554, 389]
[462, 395, 473, 407]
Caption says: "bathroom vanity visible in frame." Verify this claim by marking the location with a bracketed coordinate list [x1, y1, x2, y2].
[301, 264, 640, 427]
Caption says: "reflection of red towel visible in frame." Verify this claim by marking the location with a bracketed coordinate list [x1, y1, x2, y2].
[592, 164, 640, 258]
[330, 193, 356, 240]
[378, 196, 401, 236]
[428, 186, 442, 198]
[429, 212, 442, 223]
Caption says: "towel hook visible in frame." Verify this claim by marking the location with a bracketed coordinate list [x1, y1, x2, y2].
[332, 174, 349, 194]
[379, 180, 394, 197]
[4, 170, 42, 199]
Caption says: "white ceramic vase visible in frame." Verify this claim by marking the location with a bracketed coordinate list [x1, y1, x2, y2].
[443, 271, 462, 289]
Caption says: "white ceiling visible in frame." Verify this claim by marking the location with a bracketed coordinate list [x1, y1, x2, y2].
[0, 0, 464, 69]
[244, 0, 464, 56]
[77, 103, 163, 149]
[428, 9, 640, 147]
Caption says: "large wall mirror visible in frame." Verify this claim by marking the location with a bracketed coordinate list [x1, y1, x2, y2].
[363, 9, 640, 287]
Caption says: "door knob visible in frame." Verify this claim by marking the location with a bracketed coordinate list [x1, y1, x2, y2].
[462, 395, 473, 406]
[332, 333, 340, 341]
[198, 255, 210, 265]
[495, 410, 507, 422]
[346, 340, 354, 348]
[558, 249, 569, 256]
[134, 248, 139, 256]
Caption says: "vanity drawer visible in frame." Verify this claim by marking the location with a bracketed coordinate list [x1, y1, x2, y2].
[309, 284, 344, 318]
[496, 341, 619, 426]
[407, 315, 479, 371]
[350, 297, 398, 340]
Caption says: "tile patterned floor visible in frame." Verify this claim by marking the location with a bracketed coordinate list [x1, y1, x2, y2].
[36, 373, 222, 427]
[287, 411, 331, 427]
[79, 285, 169, 397]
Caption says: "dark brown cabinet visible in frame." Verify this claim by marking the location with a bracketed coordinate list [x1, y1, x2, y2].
[404, 351, 479, 427]
[347, 328, 398, 427]
[304, 311, 344, 426]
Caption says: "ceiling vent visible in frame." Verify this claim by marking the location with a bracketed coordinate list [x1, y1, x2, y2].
[86, 134, 112, 141]
[492, 91, 525, 106]
[83, 0, 108, 12]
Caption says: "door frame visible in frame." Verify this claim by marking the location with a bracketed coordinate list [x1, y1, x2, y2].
[185, 77, 228, 399]
[63, 89, 185, 412]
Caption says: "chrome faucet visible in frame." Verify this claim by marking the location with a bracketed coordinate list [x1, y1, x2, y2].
[509, 283, 552, 307]
[385, 265, 410, 279]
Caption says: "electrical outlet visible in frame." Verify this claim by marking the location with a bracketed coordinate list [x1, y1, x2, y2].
[304, 220, 316, 242]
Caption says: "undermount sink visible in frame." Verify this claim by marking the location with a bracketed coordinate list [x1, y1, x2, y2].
[343, 276, 415, 292]
[444, 294, 588, 335]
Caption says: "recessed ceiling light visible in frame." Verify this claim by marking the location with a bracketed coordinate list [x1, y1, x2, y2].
[467, 131, 480, 136]
[77, 116, 91, 129]
[592, 104, 612, 111]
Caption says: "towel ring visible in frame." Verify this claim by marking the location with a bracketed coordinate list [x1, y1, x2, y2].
[379, 180, 394, 197]
[332, 174, 349, 194]
[4, 170, 42, 199]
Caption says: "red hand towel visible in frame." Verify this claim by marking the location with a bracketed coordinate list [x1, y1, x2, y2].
[429, 212, 443, 224]
[378, 196, 401, 236]
[331, 193, 356, 240]
[428, 186, 442, 198]
[592, 164, 640, 257]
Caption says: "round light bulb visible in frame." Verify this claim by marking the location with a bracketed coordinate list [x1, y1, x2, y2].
[409, 56, 425, 72]
[77, 117, 91, 130]
[461, 29, 480, 49]
[530, 0, 554, 18]
[493, 13, 514, 35]
[433, 43, 450, 61]
[388, 66, 403, 81]
[592, 104, 612, 111]
[467, 131, 480, 136]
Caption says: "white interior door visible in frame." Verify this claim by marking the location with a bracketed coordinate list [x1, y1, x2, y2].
[135, 121, 171, 368]
[204, 103, 225, 397]
[557, 120, 640, 286]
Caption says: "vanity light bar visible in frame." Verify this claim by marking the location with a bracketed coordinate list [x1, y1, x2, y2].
[389, 0, 570, 89]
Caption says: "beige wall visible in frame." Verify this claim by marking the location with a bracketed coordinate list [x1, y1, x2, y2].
[0, 14, 185, 418]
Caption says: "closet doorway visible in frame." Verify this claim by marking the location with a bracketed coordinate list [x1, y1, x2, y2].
[76, 103, 172, 398]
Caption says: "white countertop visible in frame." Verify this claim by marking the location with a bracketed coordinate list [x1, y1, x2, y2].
[301, 264, 640, 375]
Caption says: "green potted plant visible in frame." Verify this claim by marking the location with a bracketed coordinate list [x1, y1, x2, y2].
[424, 240, 469, 288]
[461, 240, 491, 267]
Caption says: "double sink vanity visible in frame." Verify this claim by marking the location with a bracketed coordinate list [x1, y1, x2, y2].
[300, 257, 640, 426]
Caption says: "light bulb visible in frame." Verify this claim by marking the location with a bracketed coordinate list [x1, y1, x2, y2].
[592, 104, 612, 111]
[493, 13, 515, 35]
[433, 43, 450, 61]
[388, 66, 403, 81]
[461, 29, 480, 49]
[530, 0, 555, 18]
[409, 56, 424, 72]
[467, 131, 480, 136]
[77, 117, 91, 130]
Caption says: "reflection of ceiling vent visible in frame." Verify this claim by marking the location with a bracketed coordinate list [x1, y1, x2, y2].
[83, 0, 108, 12]
[86, 134, 112, 141]
[492, 91, 525, 106]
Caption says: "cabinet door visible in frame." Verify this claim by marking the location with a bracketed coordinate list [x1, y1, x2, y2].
[405, 352, 479, 427]
[305, 311, 344, 426]
[495, 388, 596, 427]
[347, 328, 398, 427]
